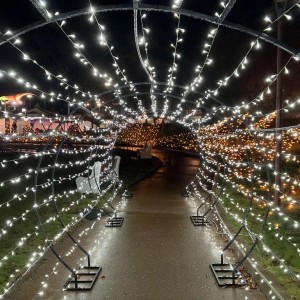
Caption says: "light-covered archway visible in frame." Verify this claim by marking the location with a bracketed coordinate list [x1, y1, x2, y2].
[0, 1, 300, 298]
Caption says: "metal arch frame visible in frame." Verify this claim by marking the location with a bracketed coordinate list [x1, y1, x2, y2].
[95, 89, 224, 126]
[90, 91, 193, 120]
[219, 0, 237, 23]
[99, 91, 210, 109]
[90, 81, 224, 123]
[188, 113, 275, 285]
[133, 1, 153, 81]
[0, 4, 299, 57]
[112, 93, 227, 135]
[28, 0, 51, 21]
[0, 2, 297, 121]
[140, 4, 300, 57]
[29, 105, 123, 290]
[2, 0, 294, 291]
[94, 81, 225, 106]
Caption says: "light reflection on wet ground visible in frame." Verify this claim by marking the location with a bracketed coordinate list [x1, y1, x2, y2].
[154, 149, 199, 175]
[137, 150, 199, 192]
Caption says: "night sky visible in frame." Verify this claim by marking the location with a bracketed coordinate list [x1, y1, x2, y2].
[0, 0, 299, 116]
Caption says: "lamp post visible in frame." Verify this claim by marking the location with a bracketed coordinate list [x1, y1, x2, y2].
[274, 0, 287, 207]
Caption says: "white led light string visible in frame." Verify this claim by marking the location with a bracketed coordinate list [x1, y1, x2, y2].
[0, 141, 113, 183]
[0, 114, 119, 298]
[206, 5, 299, 113]
[134, 2, 171, 117]
[149, 1, 300, 292]
[0, 150, 54, 168]
[0, 68, 72, 110]
[172, 0, 238, 119]
[36, 181, 123, 297]
[0, 66, 124, 138]
[0, 3, 149, 297]
[0, 178, 120, 299]
[220, 163, 300, 227]
[2, 31, 99, 113]
[217, 182, 300, 278]
[188, 110, 300, 281]
[157, 10, 186, 118]
[0, 166, 119, 298]
[87, 0, 143, 118]
[0, 1, 300, 298]
[44, 9, 140, 119]
[191, 163, 300, 279]
[138, 12, 154, 80]
[133, 1, 155, 82]
[0, 33, 95, 99]
[88, 3, 132, 87]
[264, 1, 300, 30]
[164, 13, 183, 95]
[178, 1, 300, 124]
[183, 74, 300, 139]
[0, 143, 115, 229]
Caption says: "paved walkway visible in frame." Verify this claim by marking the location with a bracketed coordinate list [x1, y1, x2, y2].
[9, 150, 266, 300]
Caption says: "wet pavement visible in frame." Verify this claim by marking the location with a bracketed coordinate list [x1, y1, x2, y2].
[9, 150, 266, 300]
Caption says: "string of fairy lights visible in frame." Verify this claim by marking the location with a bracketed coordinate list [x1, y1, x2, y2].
[3, 1, 160, 298]
[176, 0, 232, 114]
[0, 0, 299, 299]
[188, 136, 300, 279]
[134, 4, 158, 116]
[0, 101, 123, 298]
[179, 9, 300, 131]
[189, 114, 299, 278]
[171, 0, 244, 121]
[182, 1, 300, 125]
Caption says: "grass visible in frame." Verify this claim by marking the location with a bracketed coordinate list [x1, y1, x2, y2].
[0, 148, 161, 294]
[216, 183, 300, 300]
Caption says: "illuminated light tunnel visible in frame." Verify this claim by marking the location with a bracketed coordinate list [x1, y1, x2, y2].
[0, 1, 300, 299]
